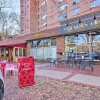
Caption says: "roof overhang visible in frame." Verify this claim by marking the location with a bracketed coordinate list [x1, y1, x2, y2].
[0, 43, 27, 48]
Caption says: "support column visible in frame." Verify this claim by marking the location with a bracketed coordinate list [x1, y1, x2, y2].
[56, 36, 65, 59]
[27, 42, 31, 57]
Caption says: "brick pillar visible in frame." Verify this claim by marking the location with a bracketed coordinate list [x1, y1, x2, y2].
[27, 42, 31, 57]
[56, 36, 65, 58]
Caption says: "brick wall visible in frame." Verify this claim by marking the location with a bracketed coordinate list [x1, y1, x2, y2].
[27, 42, 31, 57]
[56, 36, 65, 58]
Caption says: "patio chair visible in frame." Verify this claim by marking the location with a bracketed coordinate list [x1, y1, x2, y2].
[47, 58, 56, 66]
[5, 63, 15, 77]
[66, 58, 77, 68]
[75, 59, 82, 69]
[54, 58, 64, 67]
[80, 60, 94, 71]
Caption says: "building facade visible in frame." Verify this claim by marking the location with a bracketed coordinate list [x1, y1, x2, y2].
[25, 0, 100, 60]
[0, 0, 100, 61]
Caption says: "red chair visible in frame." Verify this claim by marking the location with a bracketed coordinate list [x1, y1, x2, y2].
[0, 60, 6, 76]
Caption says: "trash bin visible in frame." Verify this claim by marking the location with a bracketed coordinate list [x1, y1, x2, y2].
[18, 57, 35, 87]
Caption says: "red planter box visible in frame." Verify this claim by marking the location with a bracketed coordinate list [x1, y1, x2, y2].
[18, 57, 35, 87]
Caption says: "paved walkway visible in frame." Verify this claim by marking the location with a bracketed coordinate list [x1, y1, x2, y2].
[36, 70, 71, 79]
[35, 63, 100, 88]
[35, 63, 49, 68]
[68, 74, 100, 87]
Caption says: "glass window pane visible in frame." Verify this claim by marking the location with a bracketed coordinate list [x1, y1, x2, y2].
[15, 48, 18, 57]
[58, 13, 67, 20]
[59, 4, 67, 11]
[23, 49, 26, 56]
[51, 38, 56, 46]
[19, 48, 22, 56]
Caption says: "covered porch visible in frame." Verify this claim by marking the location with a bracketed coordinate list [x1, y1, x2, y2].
[0, 43, 27, 62]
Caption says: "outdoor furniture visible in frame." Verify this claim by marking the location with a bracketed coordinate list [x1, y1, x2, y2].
[54, 58, 61, 67]
[47, 58, 56, 66]
[5, 63, 15, 77]
[80, 60, 94, 71]
[75, 58, 82, 69]
[92, 60, 100, 67]
[59, 59, 67, 67]
[66, 58, 77, 68]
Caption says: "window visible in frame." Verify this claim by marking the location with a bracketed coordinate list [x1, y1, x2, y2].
[1, 48, 4, 57]
[42, 22, 47, 27]
[37, 40, 44, 47]
[51, 38, 56, 46]
[38, 8, 39, 12]
[72, 7, 80, 15]
[15, 48, 18, 57]
[44, 39, 51, 47]
[41, 7, 47, 12]
[41, 0, 47, 5]
[90, 0, 96, 7]
[72, 0, 80, 5]
[38, 15, 39, 19]
[90, 0, 100, 8]
[58, 0, 65, 2]
[58, 13, 67, 20]
[6, 48, 9, 57]
[38, 21, 39, 25]
[19, 48, 22, 56]
[23, 49, 26, 56]
[59, 4, 67, 11]
[42, 14, 47, 20]
[38, 1, 39, 6]
[31, 41, 37, 47]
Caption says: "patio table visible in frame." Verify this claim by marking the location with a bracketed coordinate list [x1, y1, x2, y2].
[54, 58, 68, 67]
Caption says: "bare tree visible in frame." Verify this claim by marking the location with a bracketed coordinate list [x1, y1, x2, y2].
[9, 12, 20, 33]
[0, 0, 20, 40]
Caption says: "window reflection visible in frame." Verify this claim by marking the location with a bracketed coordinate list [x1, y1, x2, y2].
[15, 48, 18, 57]
[1, 48, 4, 57]
[19, 48, 22, 56]
[65, 33, 100, 55]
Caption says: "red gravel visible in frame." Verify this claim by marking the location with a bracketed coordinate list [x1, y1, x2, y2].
[3, 76, 100, 100]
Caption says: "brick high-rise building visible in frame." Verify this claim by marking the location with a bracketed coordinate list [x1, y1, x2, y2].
[20, 0, 100, 34]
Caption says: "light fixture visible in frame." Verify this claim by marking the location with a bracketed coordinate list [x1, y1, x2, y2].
[79, 18, 81, 23]
[93, 14, 96, 20]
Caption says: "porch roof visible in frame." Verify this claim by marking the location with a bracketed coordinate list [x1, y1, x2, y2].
[0, 43, 27, 48]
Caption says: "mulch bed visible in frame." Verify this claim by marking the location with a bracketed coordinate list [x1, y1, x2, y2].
[3, 76, 100, 100]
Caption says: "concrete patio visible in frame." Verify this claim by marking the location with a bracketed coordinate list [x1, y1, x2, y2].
[35, 63, 100, 88]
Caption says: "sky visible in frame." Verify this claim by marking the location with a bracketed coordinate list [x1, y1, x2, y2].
[8, 0, 20, 13]
[1, 0, 20, 14]
[0, 0, 20, 35]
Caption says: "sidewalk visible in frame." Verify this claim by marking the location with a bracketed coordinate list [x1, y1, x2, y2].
[35, 63, 100, 88]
